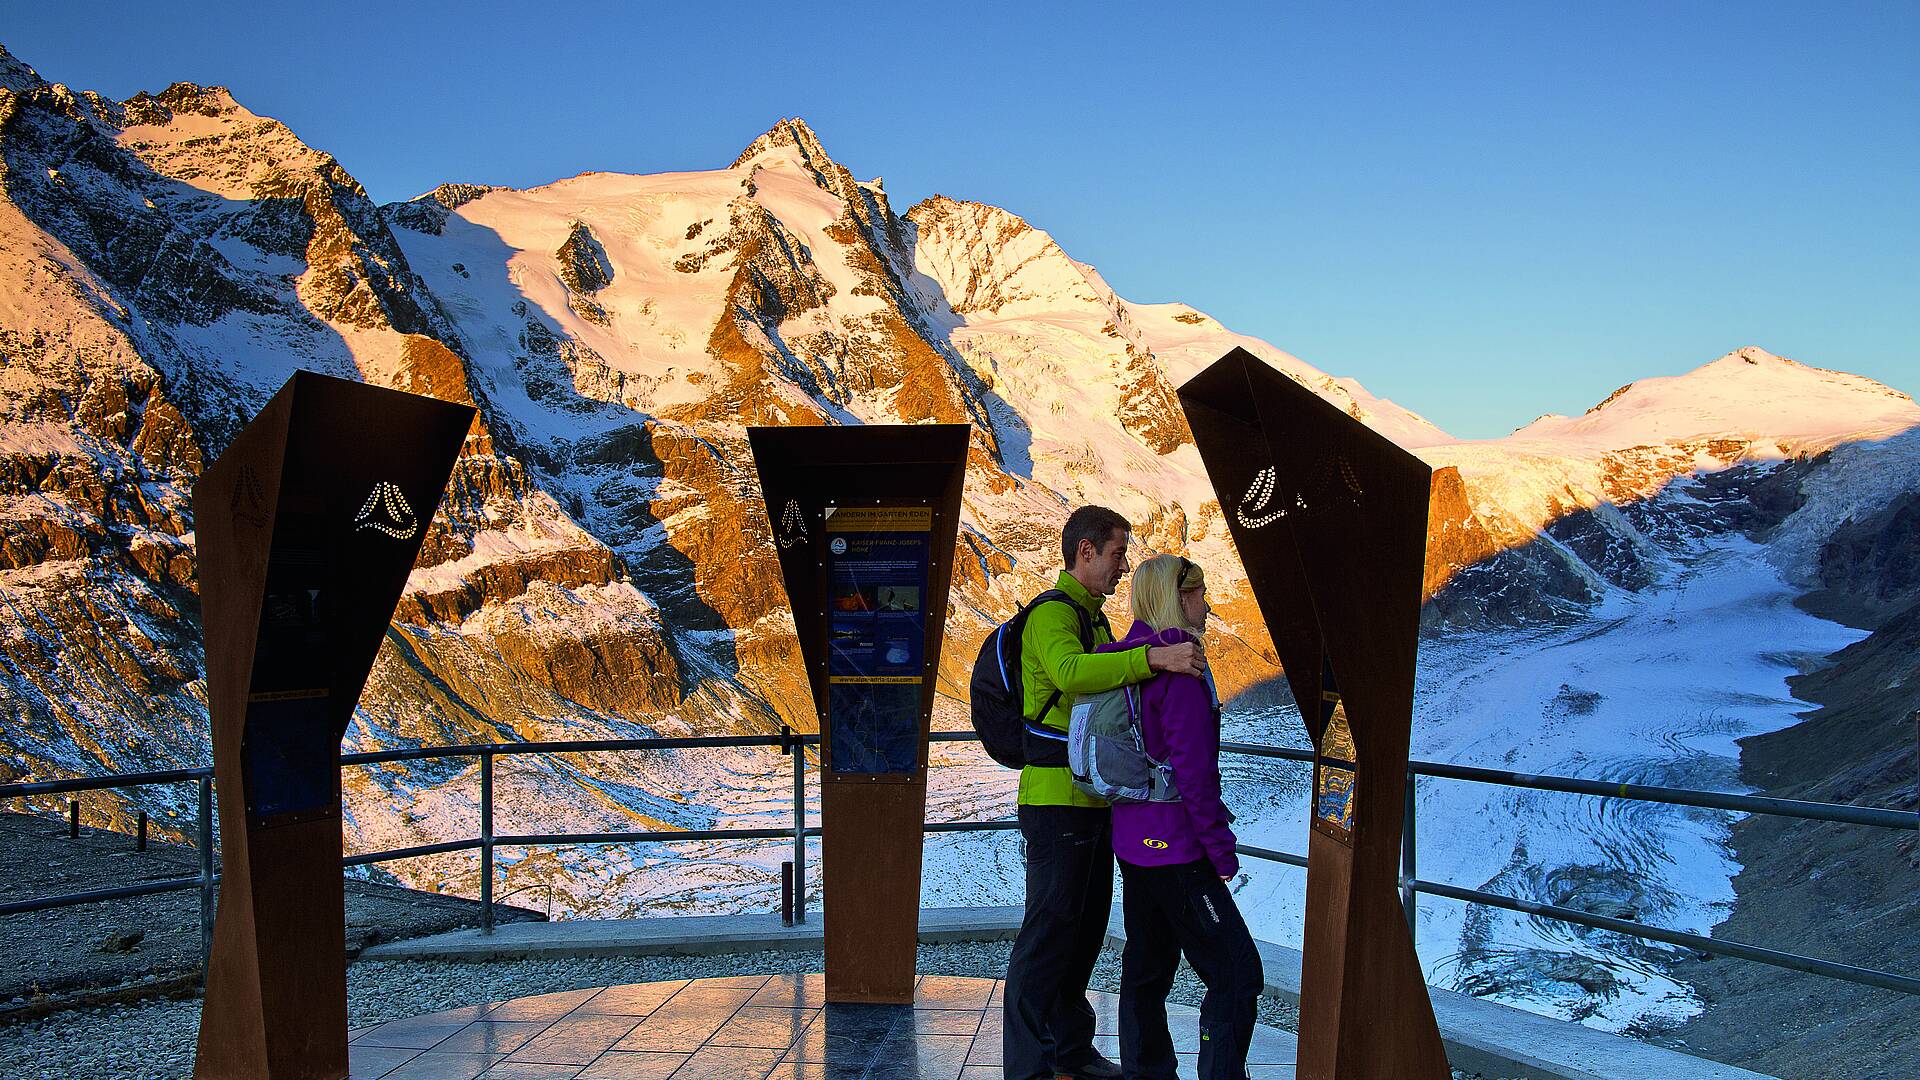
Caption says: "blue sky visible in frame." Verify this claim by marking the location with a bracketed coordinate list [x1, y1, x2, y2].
[7, 1, 1915, 438]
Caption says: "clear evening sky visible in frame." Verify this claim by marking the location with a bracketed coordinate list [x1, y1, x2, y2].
[7, 2, 1914, 439]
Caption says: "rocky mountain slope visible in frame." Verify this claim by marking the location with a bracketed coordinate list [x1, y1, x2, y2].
[1663, 596, 1920, 1079]
[1, 41, 1916, 950]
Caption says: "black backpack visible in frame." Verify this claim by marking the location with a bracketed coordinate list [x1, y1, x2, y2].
[969, 589, 1096, 769]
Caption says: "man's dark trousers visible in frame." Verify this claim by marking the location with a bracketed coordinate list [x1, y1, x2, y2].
[1003, 804, 1113, 1080]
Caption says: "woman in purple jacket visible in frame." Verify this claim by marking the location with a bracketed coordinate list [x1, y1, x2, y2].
[1111, 554, 1262, 1080]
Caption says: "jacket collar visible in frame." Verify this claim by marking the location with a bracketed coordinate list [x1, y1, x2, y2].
[1053, 570, 1109, 615]
[1121, 619, 1219, 704]
[1119, 619, 1195, 648]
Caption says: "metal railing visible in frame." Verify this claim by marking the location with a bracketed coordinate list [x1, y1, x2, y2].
[3, 728, 1915, 997]
[1218, 740, 1920, 996]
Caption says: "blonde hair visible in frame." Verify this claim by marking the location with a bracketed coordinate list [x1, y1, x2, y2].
[1131, 554, 1207, 633]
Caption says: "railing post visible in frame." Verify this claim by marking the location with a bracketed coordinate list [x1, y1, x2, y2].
[136, 810, 147, 851]
[480, 749, 495, 935]
[789, 726, 806, 924]
[68, 799, 79, 838]
[197, 775, 214, 968]
[1401, 768, 1417, 938]
[781, 860, 794, 927]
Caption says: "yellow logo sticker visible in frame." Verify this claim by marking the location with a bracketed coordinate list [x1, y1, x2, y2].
[1143, 838, 1169, 849]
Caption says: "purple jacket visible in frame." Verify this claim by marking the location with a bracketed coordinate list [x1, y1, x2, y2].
[1104, 621, 1238, 877]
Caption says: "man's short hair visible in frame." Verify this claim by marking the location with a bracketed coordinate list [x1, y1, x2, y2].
[1062, 505, 1130, 568]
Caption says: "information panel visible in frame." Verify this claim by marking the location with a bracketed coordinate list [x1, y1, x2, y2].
[825, 505, 931, 775]
[1310, 659, 1357, 841]
[1313, 709, 1358, 841]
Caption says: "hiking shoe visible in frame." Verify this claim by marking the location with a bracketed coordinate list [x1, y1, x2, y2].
[1054, 1053, 1123, 1080]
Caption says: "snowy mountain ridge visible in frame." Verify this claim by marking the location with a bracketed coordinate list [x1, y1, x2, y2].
[1513, 345, 1917, 451]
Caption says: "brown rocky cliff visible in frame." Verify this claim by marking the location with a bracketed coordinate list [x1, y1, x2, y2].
[1422, 465, 1500, 599]
[1598, 438, 1752, 507]
[640, 427, 812, 729]
[1115, 343, 1192, 455]
[0, 63, 696, 780]
[0, 150, 211, 780]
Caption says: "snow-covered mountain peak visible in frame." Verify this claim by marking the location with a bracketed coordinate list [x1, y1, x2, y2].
[724, 116, 903, 238]
[731, 116, 838, 178]
[1509, 347, 1919, 453]
[0, 43, 44, 93]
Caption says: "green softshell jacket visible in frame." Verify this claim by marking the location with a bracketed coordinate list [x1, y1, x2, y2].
[1016, 571, 1153, 807]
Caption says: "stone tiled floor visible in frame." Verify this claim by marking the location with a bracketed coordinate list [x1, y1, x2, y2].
[348, 973, 1299, 1079]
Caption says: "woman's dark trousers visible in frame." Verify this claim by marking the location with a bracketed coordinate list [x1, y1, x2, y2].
[1118, 858, 1263, 1080]
[1003, 804, 1114, 1080]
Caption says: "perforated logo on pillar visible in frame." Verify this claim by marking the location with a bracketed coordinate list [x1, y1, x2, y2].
[353, 482, 419, 539]
[777, 498, 809, 549]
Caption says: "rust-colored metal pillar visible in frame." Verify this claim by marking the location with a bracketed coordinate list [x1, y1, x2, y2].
[748, 424, 969, 1004]
[193, 372, 473, 1079]
[1179, 348, 1448, 1079]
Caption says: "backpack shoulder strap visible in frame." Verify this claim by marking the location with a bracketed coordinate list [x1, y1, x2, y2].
[1029, 589, 1096, 650]
[1031, 688, 1064, 728]
[1029, 588, 1072, 611]
[1022, 589, 1096, 726]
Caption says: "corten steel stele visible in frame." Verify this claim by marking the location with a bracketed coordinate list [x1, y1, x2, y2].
[193, 372, 474, 1080]
[1178, 348, 1447, 1079]
[748, 424, 969, 1004]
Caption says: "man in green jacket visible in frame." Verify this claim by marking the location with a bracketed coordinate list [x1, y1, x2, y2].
[1004, 505, 1206, 1080]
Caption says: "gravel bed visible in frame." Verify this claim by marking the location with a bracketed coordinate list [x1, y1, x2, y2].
[0, 811, 540, 1012]
[0, 941, 1510, 1079]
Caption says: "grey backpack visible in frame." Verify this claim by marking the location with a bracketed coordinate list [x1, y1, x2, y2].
[1067, 683, 1180, 804]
